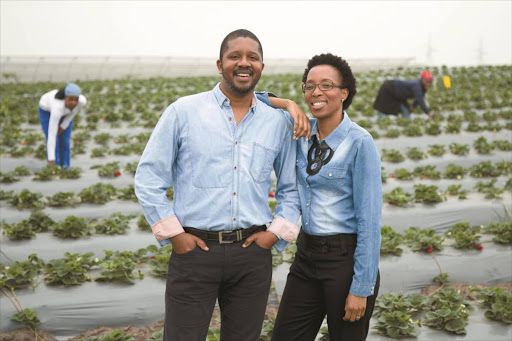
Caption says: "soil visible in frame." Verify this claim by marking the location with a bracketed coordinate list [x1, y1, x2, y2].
[0, 306, 279, 341]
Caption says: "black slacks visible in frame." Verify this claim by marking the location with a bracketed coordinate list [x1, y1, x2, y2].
[163, 241, 273, 341]
[272, 232, 380, 341]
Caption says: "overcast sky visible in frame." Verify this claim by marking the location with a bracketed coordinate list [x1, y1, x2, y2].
[1, 0, 511, 66]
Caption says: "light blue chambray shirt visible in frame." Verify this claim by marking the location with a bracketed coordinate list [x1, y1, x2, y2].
[134, 84, 300, 250]
[256, 93, 382, 297]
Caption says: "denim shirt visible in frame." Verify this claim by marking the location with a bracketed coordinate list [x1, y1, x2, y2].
[134, 84, 300, 251]
[255, 92, 382, 297]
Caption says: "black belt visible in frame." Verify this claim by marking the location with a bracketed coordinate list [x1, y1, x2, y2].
[183, 225, 266, 244]
[299, 231, 357, 254]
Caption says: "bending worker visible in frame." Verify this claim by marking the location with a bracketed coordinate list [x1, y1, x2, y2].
[38, 82, 86, 169]
[373, 70, 434, 119]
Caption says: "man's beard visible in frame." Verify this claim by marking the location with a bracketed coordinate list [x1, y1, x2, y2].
[221, 67, 260, 96]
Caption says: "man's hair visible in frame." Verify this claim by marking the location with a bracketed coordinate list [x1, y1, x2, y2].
[301, 53, 357, 109]
[219, 29, 263, 61]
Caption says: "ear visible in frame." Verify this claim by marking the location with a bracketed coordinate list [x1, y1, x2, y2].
[341, 88, 349, 100]
[216, 59, 222, 75]
[261, 62, 265, 72]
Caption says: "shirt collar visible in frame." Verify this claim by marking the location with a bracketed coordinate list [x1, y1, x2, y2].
[310, 111, 352, 151]
[213, 82, 257, 109]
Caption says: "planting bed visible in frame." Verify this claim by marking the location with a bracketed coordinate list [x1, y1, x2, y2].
[1, 65, 511, 340]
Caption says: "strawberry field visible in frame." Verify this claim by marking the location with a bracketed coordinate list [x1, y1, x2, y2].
[1, 65, 511, 340]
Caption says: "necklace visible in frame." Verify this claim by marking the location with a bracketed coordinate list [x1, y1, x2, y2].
[306, 135, 334, 175]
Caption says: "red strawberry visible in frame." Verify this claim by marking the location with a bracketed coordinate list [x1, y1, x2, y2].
[75, 140, 80, 145]
[387, 200, 392, 204]
[268, 191, 275, 198]
[476, 244, 483, 250]
[114, 171, 122, 177]
[390, 174, 396, 178]
[150, 255, 156, 259]
[43, 276, 50, 280]
[20, 140, 26, 145]
[426, 245, 433, 253]
[3, 266, 9, 270]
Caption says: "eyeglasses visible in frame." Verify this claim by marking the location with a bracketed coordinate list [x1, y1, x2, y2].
[302, 82, 344, 92]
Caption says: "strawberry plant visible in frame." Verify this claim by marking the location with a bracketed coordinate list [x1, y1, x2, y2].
[43, 252, 98, 285]
[413, 165, 441, 180]
[406, 147, 425, 160]
[94, 213, 134, 235]
[96, 251, 144, 283]
[469, 161, 500, 178]
[493, 140, 512, 151]
[428, 144, 446, 157]
[373, 310, 418, 338]
[382, 149, 405, 163]
[46, 191, 82, 207]
[473, 136, 494, 154]
[90, 147, 110, 158]
[475, 179, 504, 199]
[124, 161, 138, 175]
[93, 161, 121, 178]
[413, 184, 443, 204]
[381, 167, 387, 183]
[393, 168, 413, 180]
[0, 172, 19, 183]
[93, 132, 111, 145]
[434, 272, 449, 285]
[9, 189, 47, 210]
[463, 110, 479, 122]
[26, 211, 55, 232]
[1, 221, 36, 240]
[469, 286, 512, 324]
[377, 117, 392, 129]
[496, 160, 512, 175]
[404, 227, 444, 252]
[118, 184, 137, 201]
[11, 308, 42, 331]
[0, 190, 15, 201]
[445, 184, 468, 199]
[373, 292, 425, 338]
[402, 124, 423, 136]
[466, 121, 482, 132]
[33, 165, 81, 181]
[111, 145, 134, 156]
[114, 134, 131, 144]
[147, 244, 173, 278]
[425, 122, 442, 135]
[383, 188, 413, 207]
[79, 183, 117, 204]
[83, 330, 135, 341]
[482, 111, 498, 122]
[423, 287, 471, 335]
[137, 214, 151, 231]
[384, 129, 401, 138]
[445, 122, 461, 134]
[0, 254, 44, 289]
[52, 216, 93, 238]
[448, 143, 469, 155]
[506, 178, 512, 191]
[380, 225, 404, 256]
[482, 221, 512, 244]
[444, 222, 481, 249]
[443, 163, 467, 179]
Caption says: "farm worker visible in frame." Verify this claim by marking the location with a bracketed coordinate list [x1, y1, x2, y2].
[134, 29, 302, 341]
[38, 82, 86, 169]
[373, 70, 434, 119]
[257, 53, 382, 340]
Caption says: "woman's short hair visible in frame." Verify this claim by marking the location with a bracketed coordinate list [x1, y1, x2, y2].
[301, 53, 357, 109]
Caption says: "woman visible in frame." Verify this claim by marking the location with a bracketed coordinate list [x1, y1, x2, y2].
[38, 82, 86, 169]
[257, 53, 381, 340]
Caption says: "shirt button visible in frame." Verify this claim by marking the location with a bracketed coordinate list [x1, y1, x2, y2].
[306, 185, 309, 188]
[306, 203, 309, 206]
[235, 141, 238, 145]
[232, 217, 237, 221]
[305, 222, 308, 225]
[233, 192, 237, 196]
[228, 117, 232, 121]
[329, 172, 332, 177]
[234, 166, 237, 170]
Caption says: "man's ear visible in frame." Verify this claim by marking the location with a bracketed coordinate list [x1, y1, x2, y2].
[216, 60, 223, 75]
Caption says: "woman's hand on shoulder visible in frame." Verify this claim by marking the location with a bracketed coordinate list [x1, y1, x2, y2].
[285, 99, 311, 140]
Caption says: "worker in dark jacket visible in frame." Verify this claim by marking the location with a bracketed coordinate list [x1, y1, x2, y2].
[373, 71, 434, 119]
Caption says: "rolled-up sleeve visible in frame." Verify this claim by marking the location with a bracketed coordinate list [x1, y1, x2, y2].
[268, 124, 301, 252]
[351, 135, 382, 297]
[134, 105, 184, 246]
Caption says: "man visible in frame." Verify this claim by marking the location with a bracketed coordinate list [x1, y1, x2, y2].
[373, 70, 434, 119]
[134, 29, 300, 341]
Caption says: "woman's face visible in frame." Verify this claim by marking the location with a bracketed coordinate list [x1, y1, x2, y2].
[64, 96, 79, 110]
[304, 65, 348, 120]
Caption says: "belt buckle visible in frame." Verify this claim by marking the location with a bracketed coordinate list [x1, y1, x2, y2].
[218, 230, 243, 244]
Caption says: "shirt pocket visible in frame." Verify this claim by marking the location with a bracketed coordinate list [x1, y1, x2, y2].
[250, 142, 278, 183]
[317, 166, 347, 197]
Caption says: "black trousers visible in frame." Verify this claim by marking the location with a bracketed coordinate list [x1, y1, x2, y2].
[163, 241, 273, 341]
[272, 232, 380, 341]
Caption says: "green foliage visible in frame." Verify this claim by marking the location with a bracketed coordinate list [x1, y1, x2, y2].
[93, 132, 112, 145]
[469, 161, 500, 178]
[392, 168, 413, 180]
[423, 287, 471, 335]
[46, 191, 82, 207]
[381, 149, 405, 163]
[428, 144, 446, 157]
[443, 163, 467, 179]
[475, 179, 505, 199]
[413, 165, 441, 180]
[12, 166, 31, 176]
[33, 165, 81, 181]
[385, 129, 401, 138]
[482, 221, 512, 244]
[493, 139, 512, 151]
[1, 221, 36, 240]
[94, 213, 134, 235]
[79, 183, 117, 204]
[96, 250, 146, 283]
[44, 252, 97, 285]
[11, 308, 41, 330]
[93, 161, 122, 177]
[91, 146, 110, 158]
[8, 189, 47, 210]
[496, 160, 512, 175]
[0, 172, 19, 183]
[380, 225, 403, 256]
[404, 227, 444, 252]
[52, 216, 93, 238]
[444, 222, 481, 249]
[448, 143, 469, 155]
[425, 122, 442, 135]
[473, 136, 494, 154]
[383, 187, 413, 207]
[402, 124, 423, 136]
[434, 272, 450, 285]
[148, 245, 172, 278]
[470, 286, 512, 324]
[406, 147, 425, 160]
[118, 184, 137, 202]
[124, 161, 138, 175]
[373, 292, 425, 338]
[83, 330, 135, 341]
[413, 184, 444, 204]
[445, 184, 468, 199]
[0, 254, 44, 289]
[137, 214, 151, 231]
[26, 211, 55, 232]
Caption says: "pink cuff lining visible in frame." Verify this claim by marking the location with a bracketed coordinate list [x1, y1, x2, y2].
[152, 215, 184, 241]
[267, 217, 299, 242]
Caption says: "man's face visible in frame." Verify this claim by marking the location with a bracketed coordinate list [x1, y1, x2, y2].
[64, 96, 79, 110]
[217, 37, 264, 97]
[422, 77, 433, 89]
